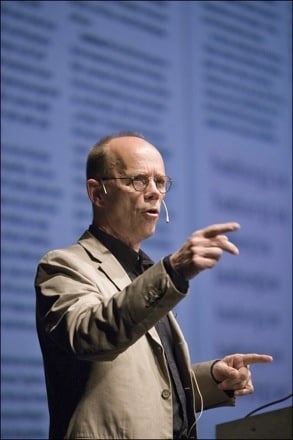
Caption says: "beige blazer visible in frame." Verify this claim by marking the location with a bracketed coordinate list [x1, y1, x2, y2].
[35, 231, 234, 439]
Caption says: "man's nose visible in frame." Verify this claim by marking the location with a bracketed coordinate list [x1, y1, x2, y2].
[146, 177, 160, 193]
[144, 178, 161, 198]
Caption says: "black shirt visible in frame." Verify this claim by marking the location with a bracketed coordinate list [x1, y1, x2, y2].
[89, 224, 189, 439]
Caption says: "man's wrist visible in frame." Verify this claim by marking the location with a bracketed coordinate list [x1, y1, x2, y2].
[210, 359, 235, 398]
[163, 256, 189, 293]
[210, 359, 221, 384]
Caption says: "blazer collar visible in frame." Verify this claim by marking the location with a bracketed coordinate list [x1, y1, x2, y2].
[77, 230, 132, 291]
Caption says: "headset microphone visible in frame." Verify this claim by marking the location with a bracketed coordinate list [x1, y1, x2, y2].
[162, 199, 170, 223]
[101, 182, 107, 195]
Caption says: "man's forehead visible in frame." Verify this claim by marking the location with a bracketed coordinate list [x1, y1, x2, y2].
[107, 140, 165, 175]
[109, 137, 162, 160]
[108, 135, 152, 150]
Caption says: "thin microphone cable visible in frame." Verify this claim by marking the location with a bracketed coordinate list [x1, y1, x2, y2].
[187, 374, 204, 438]
[245, 392, 293, 418]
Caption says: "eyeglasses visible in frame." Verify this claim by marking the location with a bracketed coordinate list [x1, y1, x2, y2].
[101, 174, 173, 194]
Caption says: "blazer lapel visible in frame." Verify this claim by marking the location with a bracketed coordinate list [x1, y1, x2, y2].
[168, 312, 192, 366]
[147, 312, 183, 349]
[78, 230, 132, 291]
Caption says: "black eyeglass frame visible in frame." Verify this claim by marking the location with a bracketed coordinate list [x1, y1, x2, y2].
[100, 175, 173, 194]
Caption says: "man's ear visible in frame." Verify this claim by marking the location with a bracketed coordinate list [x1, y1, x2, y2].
[86, 179, 106, 206]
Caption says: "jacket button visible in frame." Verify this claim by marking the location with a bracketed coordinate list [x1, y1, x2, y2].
[161, 389, 171, 399]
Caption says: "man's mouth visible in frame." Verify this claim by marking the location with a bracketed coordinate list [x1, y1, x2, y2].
[143, 208, 159, 218]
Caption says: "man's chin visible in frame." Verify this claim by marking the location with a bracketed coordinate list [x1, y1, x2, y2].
[144, 227, 157, 240]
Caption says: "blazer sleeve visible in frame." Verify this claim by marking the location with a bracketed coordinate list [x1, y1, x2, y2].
[191, 360, 235, 410]
[35, 246, 187, 361]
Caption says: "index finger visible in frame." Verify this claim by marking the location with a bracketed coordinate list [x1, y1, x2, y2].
[202, 222, 241, 238]
[242, 354, 273, 366]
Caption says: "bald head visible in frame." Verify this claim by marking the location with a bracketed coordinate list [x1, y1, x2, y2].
[86, 133, 164, 180]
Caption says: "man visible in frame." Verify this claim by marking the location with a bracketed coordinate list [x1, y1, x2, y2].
[35, 132, 272, 439]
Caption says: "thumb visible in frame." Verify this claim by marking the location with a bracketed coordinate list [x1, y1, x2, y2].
[213, 361, 238, 382]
